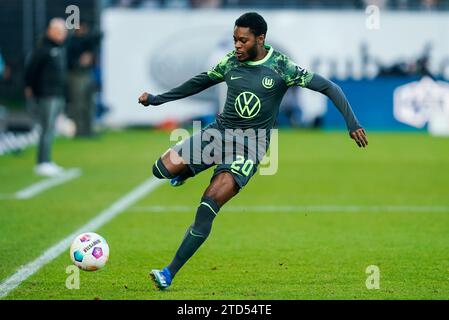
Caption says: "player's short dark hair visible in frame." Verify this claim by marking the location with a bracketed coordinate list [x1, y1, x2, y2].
[235, 12, 267, 37]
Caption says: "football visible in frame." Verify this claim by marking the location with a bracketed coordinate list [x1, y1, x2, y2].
[70, 232, 110, 271]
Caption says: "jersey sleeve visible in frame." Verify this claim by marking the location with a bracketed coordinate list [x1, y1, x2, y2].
[147, 51, 236, 106]
[206, 51, 235, 82]
[306, 73, 362, 132]
[147, 72, 218, 106]
[282, 55, 314, 88]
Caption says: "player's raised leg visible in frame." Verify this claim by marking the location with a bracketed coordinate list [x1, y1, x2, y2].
[150, 172, 238, 290]
[152, 148, 193, 186]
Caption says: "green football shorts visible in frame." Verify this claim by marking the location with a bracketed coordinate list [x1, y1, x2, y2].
[171, 121, 270, 190]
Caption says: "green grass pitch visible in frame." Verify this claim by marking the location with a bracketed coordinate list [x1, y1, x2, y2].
[0, 129, 448, 299]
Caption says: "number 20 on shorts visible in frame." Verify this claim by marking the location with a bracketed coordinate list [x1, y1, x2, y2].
[231, 155, 254, 176]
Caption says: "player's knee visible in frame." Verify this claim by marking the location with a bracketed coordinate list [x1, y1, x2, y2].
[204, 172, 239, 205]
[200, 196, 221, 214]
[152, 158, 175, 179]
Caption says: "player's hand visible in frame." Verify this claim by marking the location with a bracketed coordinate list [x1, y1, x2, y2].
[350, 128, 368, 148]
[138, 92, 150, 106]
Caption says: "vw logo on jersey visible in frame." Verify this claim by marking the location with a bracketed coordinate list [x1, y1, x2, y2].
[234, 91, 261, 119]
[262, 76, 274, 89]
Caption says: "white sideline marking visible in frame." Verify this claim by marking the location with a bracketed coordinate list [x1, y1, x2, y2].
[130, 204, 449, 213]
[0, 177, 164, 299]
[14, 168, 82, 200]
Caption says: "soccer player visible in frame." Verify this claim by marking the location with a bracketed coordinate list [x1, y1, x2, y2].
[138, 12, 368, 290]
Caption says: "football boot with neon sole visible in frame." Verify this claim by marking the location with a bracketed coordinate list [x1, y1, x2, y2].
[149, 267, 172, 290]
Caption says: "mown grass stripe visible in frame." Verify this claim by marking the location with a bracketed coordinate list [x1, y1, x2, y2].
[0, 177, 164, 299]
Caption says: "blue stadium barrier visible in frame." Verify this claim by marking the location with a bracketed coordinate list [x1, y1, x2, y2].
[324, 77, 424, 131]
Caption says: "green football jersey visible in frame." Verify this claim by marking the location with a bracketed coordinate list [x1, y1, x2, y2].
[147, 44, 361, 133]
[207, 45, 313, 130]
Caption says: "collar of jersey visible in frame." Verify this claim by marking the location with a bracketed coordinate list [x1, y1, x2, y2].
[243, 45, 273, 66]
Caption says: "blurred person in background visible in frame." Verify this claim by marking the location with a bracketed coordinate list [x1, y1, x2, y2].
[0, 50, 5, 79]
[0, 49, 11, 81]
[421, 0, 438, 10]
[24, 18, 68, 177]
[362, 0, 389, 9]
[191, 0, 223, 8]
[277, 86, 303, 128]
[66, 20, 102, 138]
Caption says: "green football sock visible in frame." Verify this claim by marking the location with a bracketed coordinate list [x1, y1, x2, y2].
[167, 196, 220, 277]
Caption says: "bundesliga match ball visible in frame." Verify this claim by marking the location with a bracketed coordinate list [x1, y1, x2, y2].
[70, 232, 110, 271]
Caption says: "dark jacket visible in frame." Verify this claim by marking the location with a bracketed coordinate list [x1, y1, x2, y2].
[25, 37, 67, 98]
[66, 32, 100, 71]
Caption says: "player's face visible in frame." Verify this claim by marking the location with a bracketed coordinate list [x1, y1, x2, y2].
[233, 26, 260, 62]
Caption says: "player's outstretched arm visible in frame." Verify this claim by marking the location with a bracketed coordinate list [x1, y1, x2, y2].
[138, 72, 221, 107]
[306, 74, 368, 148]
